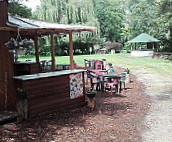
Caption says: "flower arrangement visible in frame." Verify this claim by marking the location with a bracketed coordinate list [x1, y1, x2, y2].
[5, 38, 34, 50]
[5, 37, 34, 62]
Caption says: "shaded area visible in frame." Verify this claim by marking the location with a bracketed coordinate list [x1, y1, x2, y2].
[0, 111, 19, 125]
[0, 73, 150, 142]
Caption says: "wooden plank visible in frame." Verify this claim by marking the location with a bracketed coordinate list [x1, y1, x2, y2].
[0, 47, 17, 110]
[0, 1, 8, 27]
[27, 89, 69, 101]
[14, 71, 86, 117]
[0, 46, 5, 110]
[29, 101, 87, 117]
[22, 75, 69, 87]
[29, 97, 85, 112]
[50, 34, 55, 71]
[26, 85, 70, 100]
[34, 33, 40, 64]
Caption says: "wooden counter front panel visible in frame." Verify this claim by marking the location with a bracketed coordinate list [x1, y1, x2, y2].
[13, 63, 40, 76]
[15, 73, 86, 116]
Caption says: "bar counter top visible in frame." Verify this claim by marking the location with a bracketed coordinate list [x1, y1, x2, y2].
[13, 69, 85, 81]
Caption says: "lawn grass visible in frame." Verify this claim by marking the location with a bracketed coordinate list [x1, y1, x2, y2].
[19, 53, 172, 76]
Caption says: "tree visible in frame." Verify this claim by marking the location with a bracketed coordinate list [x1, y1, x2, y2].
[125, 0, 172, 51]
[126, 0, 159, 39]
[33, 0, 99, 55]
[93, 0, 125, 42]
[158, 0, 172, 51]
[8, 0, 32, 18]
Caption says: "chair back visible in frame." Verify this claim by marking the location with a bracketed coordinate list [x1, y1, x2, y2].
[120, 72, 127, 82]
[108, 68, 115, 74]
[94, 60, 103, 70]
[84, 59, 91, 69]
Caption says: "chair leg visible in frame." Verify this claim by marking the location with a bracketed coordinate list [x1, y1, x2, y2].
[120, 82, 122, 91]
[96, 83, 101, 91]
[110, 85, 113, 95]
[96, 84, 98, 91]
[91, 83, 94, 90]
[123, 82, 126, 90]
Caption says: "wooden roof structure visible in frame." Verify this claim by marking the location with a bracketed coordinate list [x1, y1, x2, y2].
[1, 15, 96, 37]
[0, 2, 96, 70]
[128, 33, 160, 50]
[128, 33, 159, 43]
[0, 0, 96, 110]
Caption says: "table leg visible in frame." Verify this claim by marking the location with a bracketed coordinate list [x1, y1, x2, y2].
[101, 76, 105, 92]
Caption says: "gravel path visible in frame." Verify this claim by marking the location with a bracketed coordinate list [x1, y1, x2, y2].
[133, 70, 172, 142]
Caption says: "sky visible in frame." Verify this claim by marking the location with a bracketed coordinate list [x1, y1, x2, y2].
[21, 0, 41, 12]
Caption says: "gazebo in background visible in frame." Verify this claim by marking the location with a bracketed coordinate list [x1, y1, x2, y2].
[128, 33, 160, 57]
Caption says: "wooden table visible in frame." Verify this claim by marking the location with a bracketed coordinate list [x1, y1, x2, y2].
[13, 69, 86, 117]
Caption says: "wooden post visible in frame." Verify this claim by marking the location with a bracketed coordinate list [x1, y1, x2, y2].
[69, 31, 74, 70]
[50, 33, 55, 71]
[34, 33, 39, 64]
[153, 42, 155, 50]
[131, 44, 133, 51]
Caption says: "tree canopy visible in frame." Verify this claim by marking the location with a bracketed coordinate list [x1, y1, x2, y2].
[8, 0, 32, 18]
[8, 0, 172, 53]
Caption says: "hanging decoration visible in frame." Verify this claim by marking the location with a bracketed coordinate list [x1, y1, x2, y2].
[5, 28, 34, 50]
[4, 28, 34, 62]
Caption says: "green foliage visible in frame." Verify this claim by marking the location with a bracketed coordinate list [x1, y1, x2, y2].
[8, 1, 32, 18]
[123, 42, 131, 53]
[126, 0, 172, 52]
[8, 0, 172, 53]
[93, 0, 125, 42]
[19, 54, 172, 77]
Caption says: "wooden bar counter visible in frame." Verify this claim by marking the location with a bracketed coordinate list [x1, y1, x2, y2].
[13, 69, 86, 117]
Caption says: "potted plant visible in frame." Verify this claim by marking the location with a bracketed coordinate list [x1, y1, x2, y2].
[5, 38, 34, 62]
[86, 88, 96, 98]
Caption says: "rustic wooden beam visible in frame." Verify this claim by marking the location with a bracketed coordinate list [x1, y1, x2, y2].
[34, 33, 39, 64]
[0, 27, 17, 31]
[50, 33, 55, 71]
[69, 31, 74, 70]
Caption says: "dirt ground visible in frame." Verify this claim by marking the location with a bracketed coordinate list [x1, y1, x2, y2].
[0, 68, 150, 142]
[133, 69, 172, 142]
